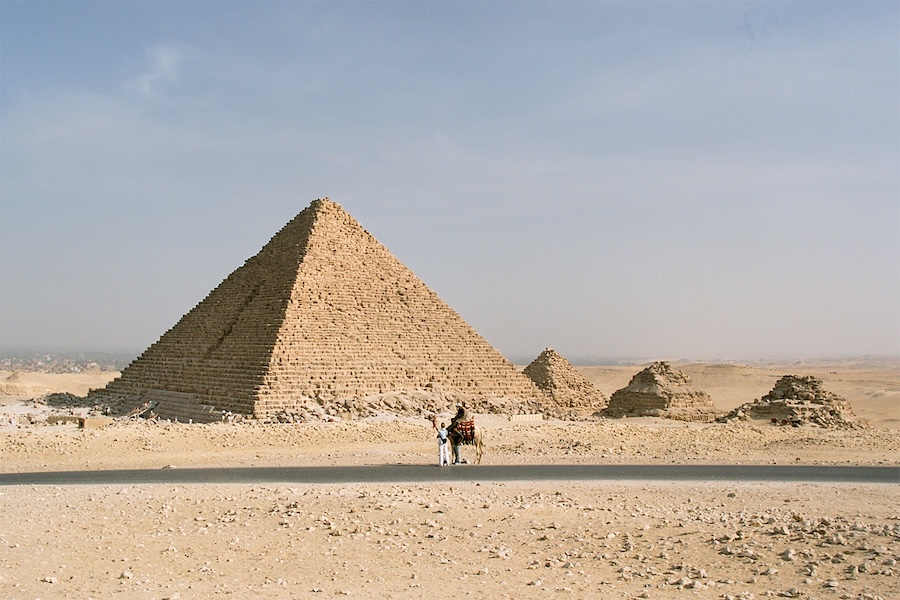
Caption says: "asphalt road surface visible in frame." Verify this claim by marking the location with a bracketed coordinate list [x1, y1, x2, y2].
[1, 465, 897, 486]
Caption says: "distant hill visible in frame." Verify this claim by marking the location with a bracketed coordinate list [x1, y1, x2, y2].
[0, 350, 136, 373]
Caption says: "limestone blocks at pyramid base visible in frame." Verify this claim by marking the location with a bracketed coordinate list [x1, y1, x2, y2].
[256, 389, 549, 423]
[46, 415, 83, 426]
[81, 417, 115, 429]
[718, 399, 865, 429]
[92, 384, 548, 424]
[88, 391, 146, 417]
[96, 390, 237, 424]
[45, 415, 114, 428]
[539, 387, 608, 412]
[141, 390, 235, 424]
[602, 389, 719, 421]
[601, 404, 721, 423]
[539, 401, 607, 421]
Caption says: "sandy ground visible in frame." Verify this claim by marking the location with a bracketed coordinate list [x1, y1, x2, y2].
[0, 360, 898, 599]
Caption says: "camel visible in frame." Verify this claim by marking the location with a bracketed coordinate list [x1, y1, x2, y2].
[431, 415, 484, 465]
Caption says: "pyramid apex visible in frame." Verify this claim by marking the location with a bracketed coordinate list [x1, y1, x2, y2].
[298, 197, 350, 224]
[538, 348, 562, 360]
[309, 197, 340, 210]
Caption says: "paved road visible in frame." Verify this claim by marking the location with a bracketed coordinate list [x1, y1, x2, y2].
[1, 465, 897, 486]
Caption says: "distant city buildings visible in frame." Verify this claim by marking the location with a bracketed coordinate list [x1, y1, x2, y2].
[0, 351, 130, 373]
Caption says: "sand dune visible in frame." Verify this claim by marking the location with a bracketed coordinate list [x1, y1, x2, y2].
[0, 369, 118, 400]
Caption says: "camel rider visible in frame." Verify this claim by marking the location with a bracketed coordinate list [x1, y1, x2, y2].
[447, 403, 472, 464]
[450, 402, 472, 429]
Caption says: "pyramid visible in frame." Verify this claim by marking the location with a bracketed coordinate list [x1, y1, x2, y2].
[603, 361, 719, 422]
[523, 348, 607, 414]
[719, 375, 864, 428]
[91, 198, 545, 420]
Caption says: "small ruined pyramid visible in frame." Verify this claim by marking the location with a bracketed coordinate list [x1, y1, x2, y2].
[91, 198, 545, 421]
[523, 348, 607, 413]
[604, 361, 719, 422]
[720, 375, 863, 428]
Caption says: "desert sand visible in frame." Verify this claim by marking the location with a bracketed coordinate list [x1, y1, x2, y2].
[1, 360, 898, 599]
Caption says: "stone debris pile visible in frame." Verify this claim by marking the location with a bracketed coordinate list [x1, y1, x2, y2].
[0, 391, 110, 428]
[89, 198, 545, 422]
[262, 389, 545, 423]
[43, 391, 107, 414]
[720, 375, 865, 428]
[523, 348, 607, 417]
[603, 361, 719, 422]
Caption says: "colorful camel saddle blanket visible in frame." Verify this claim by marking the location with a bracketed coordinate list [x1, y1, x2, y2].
[456, 419, 475, 445]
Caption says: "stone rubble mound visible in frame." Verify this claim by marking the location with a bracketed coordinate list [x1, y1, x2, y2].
[42, 391, 108, 413]
[83, 386, 549, 425]
[603, 361, 719, 422]
[720, 375, 865, 429]
[0, 390, 112, 428]
[260, 389, 547, 424]
[523, 348, 607, 417]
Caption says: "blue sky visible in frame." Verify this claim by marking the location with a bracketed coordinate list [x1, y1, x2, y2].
[1, 1, 898, 362]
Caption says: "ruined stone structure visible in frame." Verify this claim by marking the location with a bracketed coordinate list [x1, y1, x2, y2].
[523, 348, 607, 414]
[91, 198, 545, 420]
[720, 375, 863, 428]
[604, 361, 719, 422]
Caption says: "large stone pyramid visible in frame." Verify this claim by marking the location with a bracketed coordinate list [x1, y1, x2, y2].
[523, 348, 607, 415]
[92, 198, 545, 420]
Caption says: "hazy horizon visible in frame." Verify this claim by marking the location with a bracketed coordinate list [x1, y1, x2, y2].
[2, 345, 898, 370]
[2, 2, 898, 362]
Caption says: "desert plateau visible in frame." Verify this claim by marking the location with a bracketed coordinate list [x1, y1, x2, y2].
[1, 358, 898, 599]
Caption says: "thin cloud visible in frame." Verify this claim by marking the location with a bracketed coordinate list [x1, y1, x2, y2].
[126, 43, 192, 99]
